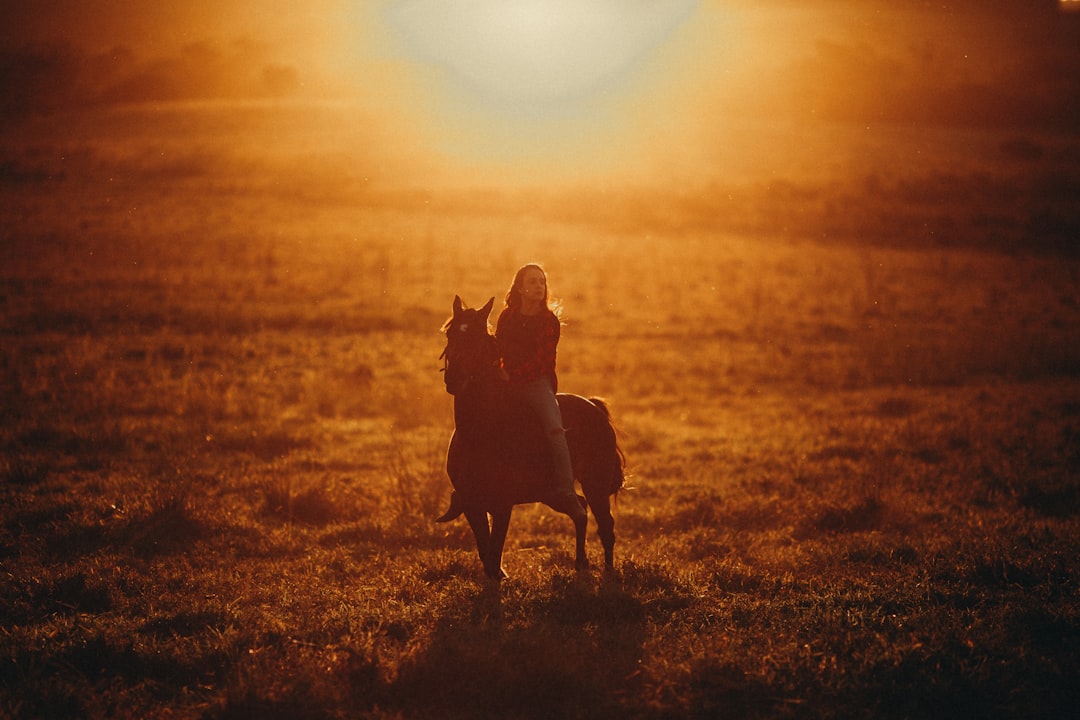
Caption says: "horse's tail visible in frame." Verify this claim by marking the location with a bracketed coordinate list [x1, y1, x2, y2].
[588, 397, 626, 496]
[435, 490, 463, 523]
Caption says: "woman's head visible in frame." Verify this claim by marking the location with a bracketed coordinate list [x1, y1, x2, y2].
[505, 263, 549, 311]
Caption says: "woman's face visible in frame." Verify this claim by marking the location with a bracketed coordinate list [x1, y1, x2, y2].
[517, 267, 547, 306]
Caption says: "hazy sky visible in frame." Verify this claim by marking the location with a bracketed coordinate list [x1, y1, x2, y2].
[2, 1, 1077, 180]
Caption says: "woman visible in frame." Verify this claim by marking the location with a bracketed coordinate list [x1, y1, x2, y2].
[495, 263, 579, 508]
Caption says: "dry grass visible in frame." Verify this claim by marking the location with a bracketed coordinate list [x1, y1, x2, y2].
[1, 106, 1078, 719]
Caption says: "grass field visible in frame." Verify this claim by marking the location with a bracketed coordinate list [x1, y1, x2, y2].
[2, 104, 1079, 719]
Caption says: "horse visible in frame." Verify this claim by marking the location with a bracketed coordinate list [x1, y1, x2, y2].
[436, 295, 625, 580]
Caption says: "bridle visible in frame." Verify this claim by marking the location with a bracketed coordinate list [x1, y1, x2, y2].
[440, 317, 499, 396]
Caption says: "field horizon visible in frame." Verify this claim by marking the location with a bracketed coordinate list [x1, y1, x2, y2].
[2, 101, 1079, 718]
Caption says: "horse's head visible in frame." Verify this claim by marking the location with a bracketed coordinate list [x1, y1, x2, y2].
[441, 295, 498, 396]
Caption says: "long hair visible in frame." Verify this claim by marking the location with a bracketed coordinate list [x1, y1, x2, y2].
[504, 263, 562, 317]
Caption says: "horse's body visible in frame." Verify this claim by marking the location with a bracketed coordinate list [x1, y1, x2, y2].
[438, 296, 625, 580]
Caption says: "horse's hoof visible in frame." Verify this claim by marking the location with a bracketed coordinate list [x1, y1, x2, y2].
[600, 566, 622, 588]
[485, 565, 509, 582]
[575, 558, 591, 573]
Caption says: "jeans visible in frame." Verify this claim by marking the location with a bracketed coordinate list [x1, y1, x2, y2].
[513, 377, 575, 496]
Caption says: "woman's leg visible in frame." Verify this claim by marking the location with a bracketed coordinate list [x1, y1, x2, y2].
[517, 378, 575, 497]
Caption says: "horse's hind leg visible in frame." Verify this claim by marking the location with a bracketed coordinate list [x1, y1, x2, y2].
[465, 509, 492, 575]
[586, 490, 616, 570]
[574, 507, 589, 572]
[487, 507, 512, 581]
[550, 493, 589, 571]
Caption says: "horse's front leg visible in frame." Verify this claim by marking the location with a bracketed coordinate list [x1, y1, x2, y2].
[487, 506, 512, 581]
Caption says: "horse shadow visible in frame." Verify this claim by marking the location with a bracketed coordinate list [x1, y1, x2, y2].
[389, 572, 648, 718]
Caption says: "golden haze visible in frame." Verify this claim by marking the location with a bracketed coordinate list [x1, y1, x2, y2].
[6, 1, 1075, 190]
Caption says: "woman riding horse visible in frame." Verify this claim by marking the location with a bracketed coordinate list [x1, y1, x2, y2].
[437, 288, 625, 579]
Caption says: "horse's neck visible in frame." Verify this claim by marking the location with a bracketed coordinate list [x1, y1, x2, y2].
[453, 375, 507, 433]
[452, 336, 506, 432]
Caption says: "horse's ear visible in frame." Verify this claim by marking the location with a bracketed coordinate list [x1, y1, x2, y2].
[480, 296, 495, 320]
[453, 295, 463, 315]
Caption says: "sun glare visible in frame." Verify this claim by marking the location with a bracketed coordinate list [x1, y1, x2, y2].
[384, 0, 696, 108]
[374, 0, 700, 168]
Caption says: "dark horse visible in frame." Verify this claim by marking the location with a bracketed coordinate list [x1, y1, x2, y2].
[436, 296, 625, 580]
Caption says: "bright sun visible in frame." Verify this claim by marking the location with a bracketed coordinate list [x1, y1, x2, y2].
[382, 0, 698, 114]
